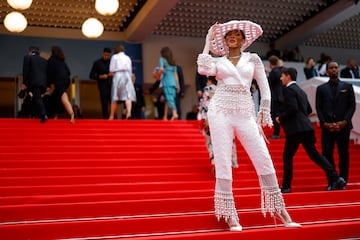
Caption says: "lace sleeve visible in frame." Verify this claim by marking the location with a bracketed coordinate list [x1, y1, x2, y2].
[250, 53, 273, 127]
[257, 99, 273, 127]
[197, 53, 216, 76]
[251, 53, 270, 99]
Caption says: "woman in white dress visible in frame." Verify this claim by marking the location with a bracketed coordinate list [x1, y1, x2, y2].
[109, 45, 136, 120]
[197, 20, 301, 231]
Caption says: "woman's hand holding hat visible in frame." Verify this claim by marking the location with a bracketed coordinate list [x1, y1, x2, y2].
[203, 22, 218, 54]
[206, 22, 217, 42]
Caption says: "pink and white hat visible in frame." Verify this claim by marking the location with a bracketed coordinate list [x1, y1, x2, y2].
[209, 20, 263, 56]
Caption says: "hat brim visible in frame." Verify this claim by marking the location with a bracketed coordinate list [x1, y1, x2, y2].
[209, 20, 263, 56]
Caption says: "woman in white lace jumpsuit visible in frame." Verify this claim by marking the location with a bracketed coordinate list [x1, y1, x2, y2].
[197, 20, 301, 231]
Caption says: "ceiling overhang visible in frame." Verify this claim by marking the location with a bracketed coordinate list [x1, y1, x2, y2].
[1, 0, 360, 49]
[124, 0, 179, 43]
[276, 0, 360, 49]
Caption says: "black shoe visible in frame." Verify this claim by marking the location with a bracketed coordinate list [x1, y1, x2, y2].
[40, 115, 48, 124]
[281, 188, 291, 193]
[330, 177, 346, 190]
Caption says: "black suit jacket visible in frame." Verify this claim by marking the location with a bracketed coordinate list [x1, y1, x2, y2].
[316, 80, 356, 130]
[22, 53, 48, 88]
[268, 66, 284, 102]
[176, 65, 185, 97]
[89, 57, 111, 81]
[47, 56, 71, 88]
[279, 83, 313, 136]
[195, 72, 208, 93]
[340, 67, 360, 79]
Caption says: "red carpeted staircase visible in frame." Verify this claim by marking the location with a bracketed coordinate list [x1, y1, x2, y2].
[0, 118, 359, 240]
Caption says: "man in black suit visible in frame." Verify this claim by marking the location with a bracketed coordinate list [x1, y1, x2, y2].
[340, 58, 359, 79]
[89, 47, 112, 119]
[195, 72, 208, 100]
[21, 46, 49, 123]
[316, 61, 356, 189]
[268, 55, 284, 139]
[276, 67, 345, 193]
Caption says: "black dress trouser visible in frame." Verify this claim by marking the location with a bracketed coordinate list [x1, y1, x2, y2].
[97, 79, 111, 119]
[321, 128, 351, 183]
[29, 87, 47, 118]
[282, 130, 338, 189]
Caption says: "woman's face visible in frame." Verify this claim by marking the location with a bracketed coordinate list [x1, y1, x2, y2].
[308, 58, 315, 66]
[225, 30, 244, 49]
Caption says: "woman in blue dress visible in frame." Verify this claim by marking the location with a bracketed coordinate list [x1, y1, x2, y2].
[158, 47, 179, 120]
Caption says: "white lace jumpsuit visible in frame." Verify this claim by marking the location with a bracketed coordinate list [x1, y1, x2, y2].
[197, 52, 285, 222]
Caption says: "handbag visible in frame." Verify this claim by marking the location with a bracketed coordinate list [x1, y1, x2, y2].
[153, 67, 164, 82]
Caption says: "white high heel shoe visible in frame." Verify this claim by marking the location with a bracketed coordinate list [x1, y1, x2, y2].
[226, 218, 243, 231]
[275, 210, 302, 228]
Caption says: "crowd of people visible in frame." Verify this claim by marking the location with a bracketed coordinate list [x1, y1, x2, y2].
[260, 53, 356, 195]
[88, 45, 184, 121]
[20, 44, 147, 122]
[20, 43, 188, 122]
[265, 43, 360, 80]
[19, 42, 358, 124]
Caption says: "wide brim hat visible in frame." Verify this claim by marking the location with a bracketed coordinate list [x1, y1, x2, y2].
[209, 20, 263, 56]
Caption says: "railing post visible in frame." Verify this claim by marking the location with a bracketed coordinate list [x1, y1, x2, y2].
[71, 76, 80, 108]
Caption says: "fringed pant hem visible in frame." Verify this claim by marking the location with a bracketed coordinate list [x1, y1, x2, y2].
[214, 191, 239, 222]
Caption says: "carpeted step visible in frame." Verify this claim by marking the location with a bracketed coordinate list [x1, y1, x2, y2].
[115, 221, 360, 240]
[1, 206, 360, 240]
[1, 188, 359, 222]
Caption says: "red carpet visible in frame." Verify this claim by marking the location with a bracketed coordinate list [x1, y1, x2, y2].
[0, 118, 359, 240]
